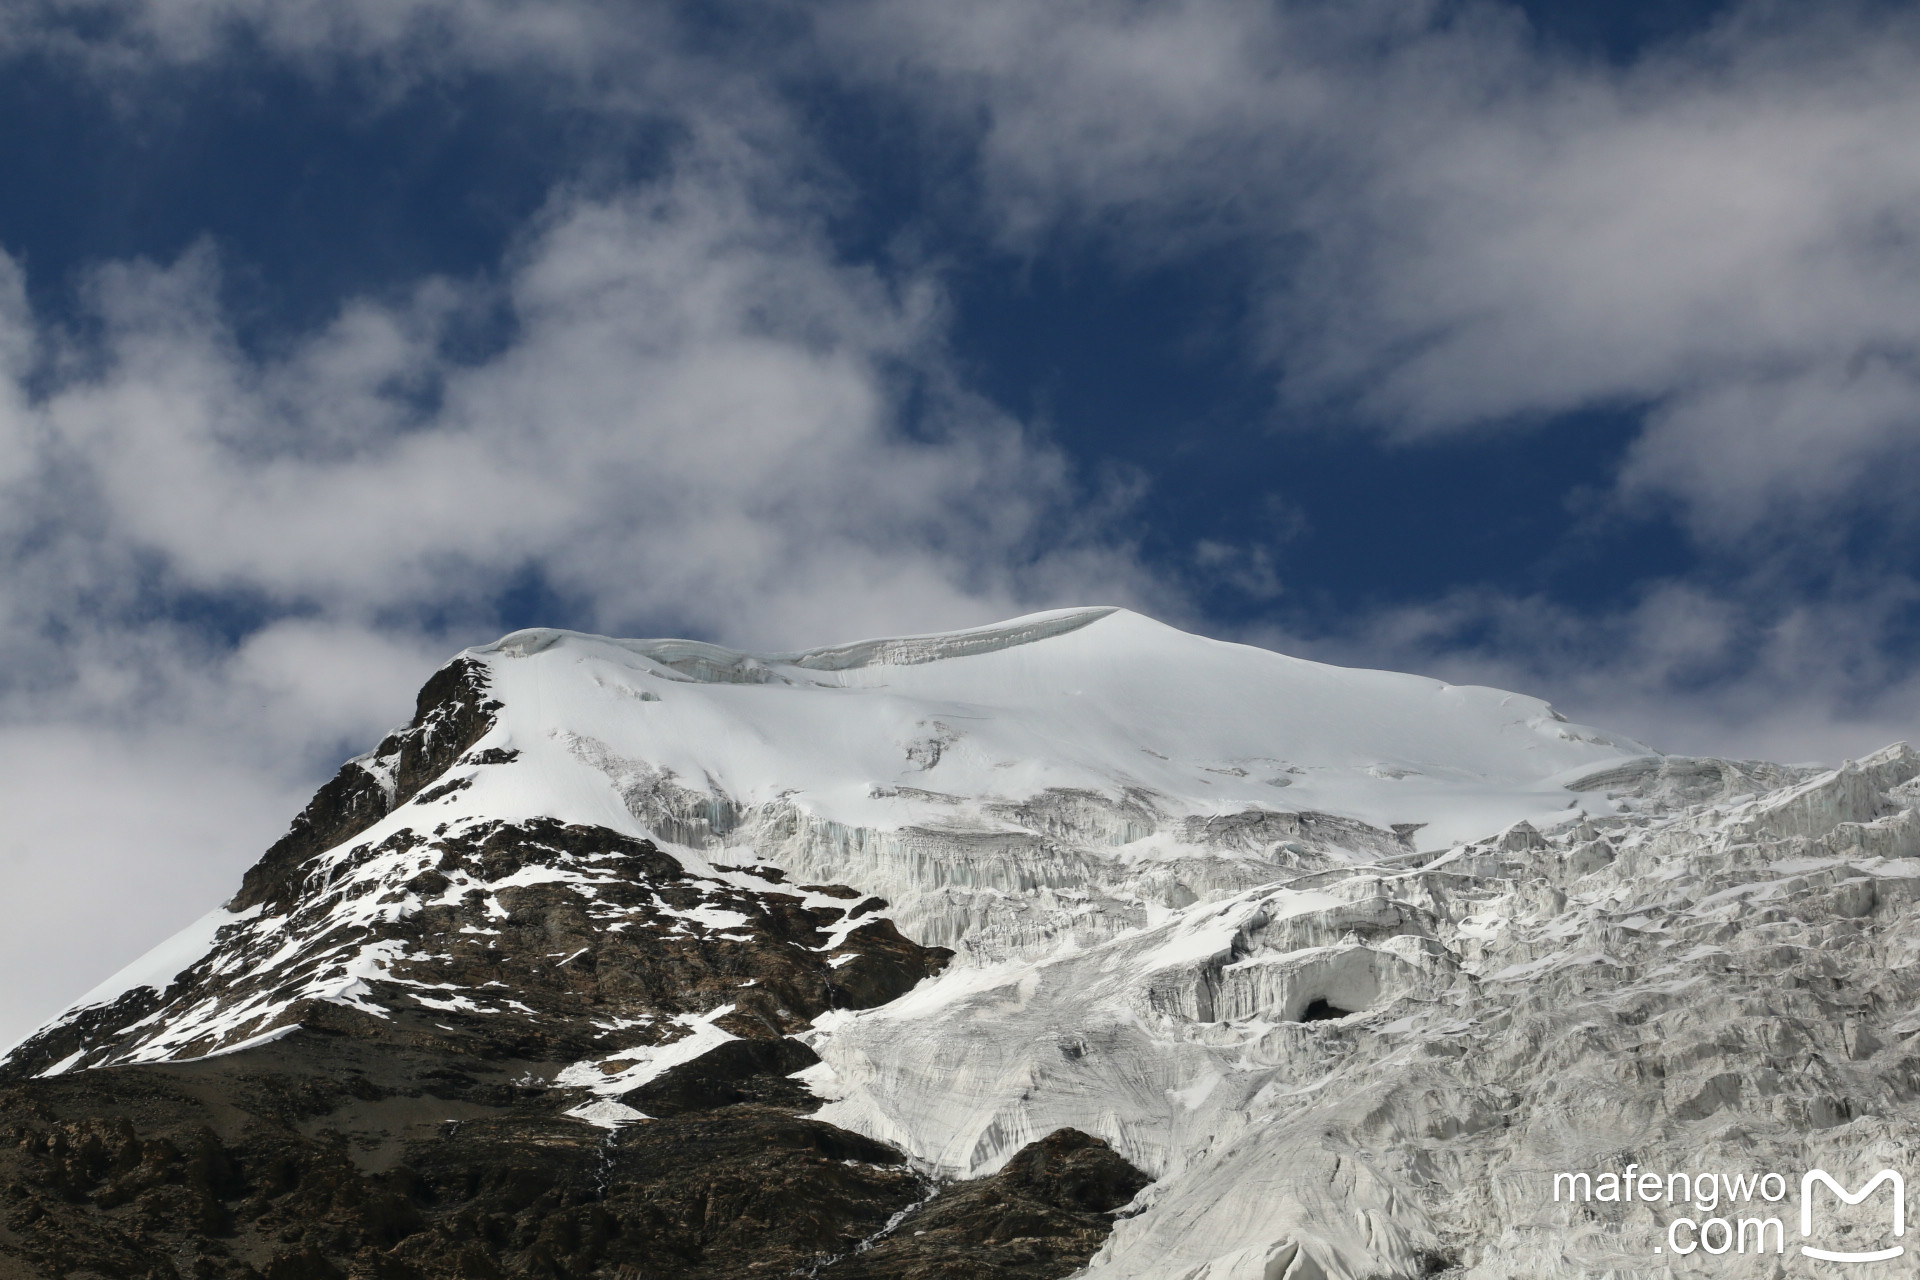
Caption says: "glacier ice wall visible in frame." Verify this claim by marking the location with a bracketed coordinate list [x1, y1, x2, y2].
[804, 745, 1920, 1279]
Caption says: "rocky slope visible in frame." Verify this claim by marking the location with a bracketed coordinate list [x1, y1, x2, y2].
[7, 608, 1918, 1278]
[0, 1027, 1146, 1280]
[0, 638, 1134, 1279]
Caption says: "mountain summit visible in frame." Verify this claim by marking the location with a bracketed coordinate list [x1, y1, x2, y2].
[9, 607, 1646, 1077]
[5, 610, 1918, 1279]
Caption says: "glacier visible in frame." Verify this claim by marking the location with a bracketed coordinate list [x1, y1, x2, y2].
[9, 606, 1919, 1278]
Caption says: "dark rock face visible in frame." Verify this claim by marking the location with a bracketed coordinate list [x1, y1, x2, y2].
[825, 1129, 1151, 1280]
[2, 818, 951, 1081]
[0, 1036, 929, 1280]
[0, 1046, 1145, 1280]
[233, 658, 503, 916]
[621, 1036, 822, 1117]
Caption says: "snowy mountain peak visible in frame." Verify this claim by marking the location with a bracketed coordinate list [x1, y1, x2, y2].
[4, 609, 1658, 1085]
[458, 603, 1650, 840]
[8, 608, 1660, 1079]
[480, 605, 1122, 677]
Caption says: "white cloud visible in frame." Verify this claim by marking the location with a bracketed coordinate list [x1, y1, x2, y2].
[21, 1, 1920, 546]
[811, 0, 1920, 768]
[0, 723, 310, 1052]
[1246, 575, 1920, 767]
[6, 0, 613, 83]
[27, 170, 1151, 636]
[826, 0, 1920, 537]
[1620, 362, 1920, 539]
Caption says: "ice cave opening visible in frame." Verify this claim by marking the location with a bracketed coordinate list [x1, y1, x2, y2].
[1298, 998, 1353, 1022]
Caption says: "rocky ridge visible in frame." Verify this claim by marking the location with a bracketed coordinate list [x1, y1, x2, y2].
[6, 658, 948, 1086]
[0, 650, 1143, 1279]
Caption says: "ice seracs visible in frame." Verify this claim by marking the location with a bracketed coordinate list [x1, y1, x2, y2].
[805, 744, 1920, 1278]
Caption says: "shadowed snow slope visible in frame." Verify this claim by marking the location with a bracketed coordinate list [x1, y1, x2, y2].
[43, 609, 1905, 1278]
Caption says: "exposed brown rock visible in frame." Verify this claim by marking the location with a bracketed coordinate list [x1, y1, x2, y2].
[2, 820, 952, 1081]
[620, 1036, 822, 1117]
[821, 1129, 1151, 1280]
[233, 658, 503, 916]
[0, 1035, 924, 1279]
[0, 1041, 1149, 1280]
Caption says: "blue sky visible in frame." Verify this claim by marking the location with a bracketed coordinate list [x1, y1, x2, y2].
[3, 0, 1919, 1039]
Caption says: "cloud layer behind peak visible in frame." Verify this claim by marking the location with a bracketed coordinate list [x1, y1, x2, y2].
[4, 0, 1920, 1044]
[0, 93, 1159, 1041]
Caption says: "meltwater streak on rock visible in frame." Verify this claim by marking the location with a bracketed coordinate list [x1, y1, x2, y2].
[20, 606, 1876, 1280]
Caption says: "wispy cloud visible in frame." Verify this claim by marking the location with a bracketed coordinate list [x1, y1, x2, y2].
[827, 0, 1920, 537]
[1248, 573, 1920, 766]
[817, 0, 1920, 756]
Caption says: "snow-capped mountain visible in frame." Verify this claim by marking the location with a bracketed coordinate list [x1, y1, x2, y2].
[6, 607, 1918, 1279]
[6, 607, 1643, 1077]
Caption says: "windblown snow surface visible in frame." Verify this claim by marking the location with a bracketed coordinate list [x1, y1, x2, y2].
[20, 607, 1920, 1277]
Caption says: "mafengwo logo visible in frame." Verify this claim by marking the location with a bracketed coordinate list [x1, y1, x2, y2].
[1800, 1172, 1905, 1263]
[1552, 1164, 1906, 1261]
